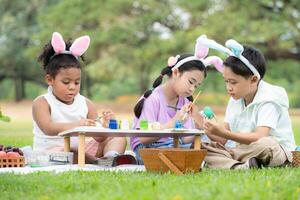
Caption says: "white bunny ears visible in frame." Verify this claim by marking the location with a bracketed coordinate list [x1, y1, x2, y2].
[51, 32, 90, 59]
[168, 35, 223, 73]
[197, 36, 261, 80]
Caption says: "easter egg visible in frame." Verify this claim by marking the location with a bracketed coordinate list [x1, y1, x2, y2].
[203, 106, 214, 119]
[7, 152, 20, 158]
[0, 151, 7, 158]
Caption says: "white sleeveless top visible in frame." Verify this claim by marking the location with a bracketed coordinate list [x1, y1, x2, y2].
[33, 87, 88, 150]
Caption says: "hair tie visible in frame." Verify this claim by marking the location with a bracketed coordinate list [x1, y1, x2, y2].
[167, 55, 180, 67]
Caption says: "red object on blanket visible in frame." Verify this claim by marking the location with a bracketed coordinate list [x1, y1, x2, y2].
[0, 151, 7, 158]
[112, 154, 137, 166]
[7, 152, 20, 158]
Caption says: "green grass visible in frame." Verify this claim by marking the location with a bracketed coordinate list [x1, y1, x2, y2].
[0, 119, 33, 146]
[0, 115, 300, 200]
[0, 169, 299, 200]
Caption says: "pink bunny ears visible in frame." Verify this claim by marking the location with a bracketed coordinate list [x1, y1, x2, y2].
[51, 32, 90, 59]
[168, 35, 223, 73]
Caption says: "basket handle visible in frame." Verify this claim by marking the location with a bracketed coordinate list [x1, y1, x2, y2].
[158, 152, 183, 175]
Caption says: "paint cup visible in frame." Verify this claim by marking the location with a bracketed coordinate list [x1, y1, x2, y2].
[109, 119, 118, 129]
[174, 120, 183, 129]
[120, 119, 130, 130]
[140, 120, 148, 130]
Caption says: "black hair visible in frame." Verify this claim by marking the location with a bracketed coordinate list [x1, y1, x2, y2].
[38, 39, 84, 78]
[134, 53, 207, 118]
[223, 45, 266, 79]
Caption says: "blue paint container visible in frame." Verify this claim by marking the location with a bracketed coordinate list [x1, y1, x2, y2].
[174, 120, 183, 129]
[109, 119, 118, 129]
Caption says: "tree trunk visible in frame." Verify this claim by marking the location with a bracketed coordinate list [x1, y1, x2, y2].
[85, 74, 92, 98]
[14, 77, 25, 102]
[139, 69, 149, 94]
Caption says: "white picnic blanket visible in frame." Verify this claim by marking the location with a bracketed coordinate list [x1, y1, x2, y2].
[0, 164, 146, 175]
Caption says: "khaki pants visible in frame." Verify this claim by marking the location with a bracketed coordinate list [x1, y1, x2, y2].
[202, 137, 292, 169]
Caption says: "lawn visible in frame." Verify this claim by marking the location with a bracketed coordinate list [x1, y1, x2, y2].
[0, 106, 300, 200]
[0, 169, 299, 200]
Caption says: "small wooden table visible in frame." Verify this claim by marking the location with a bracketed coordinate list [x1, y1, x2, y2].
[58, 127, 204, 167]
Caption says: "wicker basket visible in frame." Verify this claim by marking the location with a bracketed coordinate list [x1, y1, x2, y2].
[140, 148, 207, 175]
[291, 151, 300, 168]
[0, 157, 25, 168]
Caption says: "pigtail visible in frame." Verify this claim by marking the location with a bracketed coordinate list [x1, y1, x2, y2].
[38, 40, 55, 70]
[134, 89, 153, 118]
[134, 66, 172, 118]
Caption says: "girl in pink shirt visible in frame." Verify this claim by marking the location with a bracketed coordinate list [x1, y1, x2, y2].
[131, 35, 223, 164]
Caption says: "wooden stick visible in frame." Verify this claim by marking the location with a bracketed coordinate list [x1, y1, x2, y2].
[173, 136, 179, 148]
[194, 135, 201, 149]
[182, 90, 202, 120]
[95, 115, 104, 122]
[64, 137, 71, 152]
[158, 152, 183, 175]
[78, 133, 85, 167]
[192, 90, 202, 104]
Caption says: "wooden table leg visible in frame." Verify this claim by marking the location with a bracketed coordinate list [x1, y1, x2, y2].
[194, 135, 201, 149]
[78, 133, 85, 167]
[64, 137, 71, 152]
[173, 136, 179, 148]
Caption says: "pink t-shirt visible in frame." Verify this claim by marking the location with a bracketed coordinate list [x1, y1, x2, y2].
[130, 86, 195, 150]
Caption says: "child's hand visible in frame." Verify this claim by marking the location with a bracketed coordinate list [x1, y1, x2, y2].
[174, 103, 190, 123]
[189, 103, 201, 119]
[100, 110, 115, 128]
[79, 118, 96, 126]
[203, 118, 224, 137]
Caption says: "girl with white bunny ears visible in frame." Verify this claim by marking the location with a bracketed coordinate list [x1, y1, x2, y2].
[190, 37, 296, 169]
[131, 34, 223, 165]
[32, 32, 127, 162]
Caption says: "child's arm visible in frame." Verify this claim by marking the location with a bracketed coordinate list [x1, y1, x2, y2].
[86, 98, 98, 119]
[189, 103, 203, 128]
[206, 122, 228, 145]
[32, 96, 96, 136]
[203, 118, 270, 144]
[86, 98, 109, 142]
[204, 102, 281, 144]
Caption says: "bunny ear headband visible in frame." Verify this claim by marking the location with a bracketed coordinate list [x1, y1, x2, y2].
[50, 32, 90, 60]
[196, 36, 261, 80]
[167, 35, 223, 73]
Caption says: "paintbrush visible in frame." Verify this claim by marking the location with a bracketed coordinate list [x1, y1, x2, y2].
[167, 105, 181, 111]
[182, 90, 202, 120]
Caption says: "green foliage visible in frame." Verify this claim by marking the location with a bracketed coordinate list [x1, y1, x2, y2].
[0, 111, 10, 122]
[1, 0, 300, 107]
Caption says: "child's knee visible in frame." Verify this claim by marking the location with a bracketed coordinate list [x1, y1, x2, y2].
[117, 137, 127, 145]
[112, 137, 127, 148]
[252, 137, 278, 149]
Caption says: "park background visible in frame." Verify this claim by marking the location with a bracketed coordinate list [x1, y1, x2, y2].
[0, 0, 300, 199]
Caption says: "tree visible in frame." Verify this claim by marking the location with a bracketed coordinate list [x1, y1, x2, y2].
[0, 0, 50, 101]
[1, 0, 300, 105]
